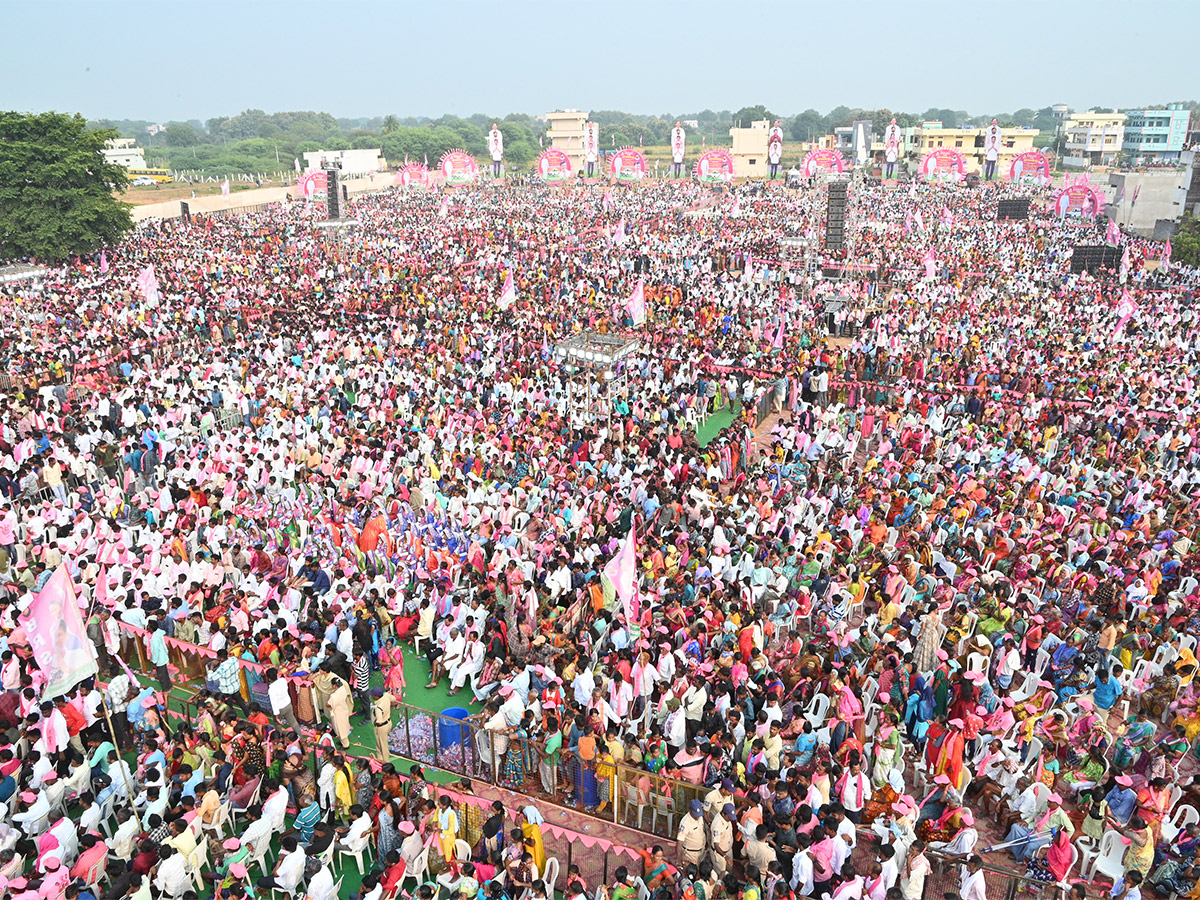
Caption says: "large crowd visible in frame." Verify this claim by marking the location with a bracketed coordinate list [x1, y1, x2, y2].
[0, 169, 1198, 900]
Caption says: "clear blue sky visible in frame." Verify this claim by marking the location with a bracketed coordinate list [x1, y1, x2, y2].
[4, 0, 1195, 123]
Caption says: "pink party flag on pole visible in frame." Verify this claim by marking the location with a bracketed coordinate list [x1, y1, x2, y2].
[772, 317, 785, 349]
[1161, 239, 1172, 274]
[496, 270, 516, 310]
[923, 248, 937, 279]
[1112, 289, 1138, 337]
[626, 279, 646, 326]
[940, 206, 954, 226]
[99, 251, 108, 274]
[135, 265, 160, 303]
[1106, 218, 1120, 245]
[914, 210, 925, 232]
[1119, 244, 1131, 280]
[19, 565, 98, 698]
[602, 525, 639, 623]
[613, 218, 627, 244]
[437, 197, 449, 219]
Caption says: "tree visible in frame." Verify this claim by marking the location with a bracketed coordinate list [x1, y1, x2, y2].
[790, 109, 824, 142]
[163, 122, 200, 147]
[1173, 215, 1200, 269]
[732, 105, 776, 127]
[0, 112, 132, 262]
[381, 115, 399, 134]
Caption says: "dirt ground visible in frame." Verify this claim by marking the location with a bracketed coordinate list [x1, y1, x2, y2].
[117, 178, 289, 206]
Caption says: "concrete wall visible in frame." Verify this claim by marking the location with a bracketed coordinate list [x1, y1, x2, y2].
[130, 174, 392, 222]
[1105, 167, 1191, 236]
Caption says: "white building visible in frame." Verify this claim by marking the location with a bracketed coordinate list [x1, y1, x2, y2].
[1063, 111, 1125, 168]
[103, 138, 146, 169]
[301, 148, 385, 176]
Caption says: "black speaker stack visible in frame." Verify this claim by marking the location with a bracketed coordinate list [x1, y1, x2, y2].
[825, 181, 849, 251]
[180, 200, 192, 223]
[997, 199, 1030, 220]
[1070, 244, 1122, 275]
[324, 167, 342, 220]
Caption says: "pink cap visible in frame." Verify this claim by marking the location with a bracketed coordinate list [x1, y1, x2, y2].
[223, 838, 241, 850]
[1115, 775, 1134, 787]
[229, 863, 248, 878]
[934, 774, 951, 785]
[936, 649, 949, 661]
[1048, 792, 1063, 803]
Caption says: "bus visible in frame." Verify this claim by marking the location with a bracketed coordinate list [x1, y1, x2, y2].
[127, 168, 173, 184]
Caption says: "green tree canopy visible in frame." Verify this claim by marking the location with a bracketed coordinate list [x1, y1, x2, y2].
[0, 111, 132, 262]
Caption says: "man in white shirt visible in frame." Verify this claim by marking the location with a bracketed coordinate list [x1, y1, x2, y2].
[262, 780, 289, 831]
[959, 855, 986, 900]
[153, 846, 191, 897]
[306, 864, 337, 900]
[258, 835, 307, 894]
[898, 841, 931, 900]
[266, 668, 302, 734]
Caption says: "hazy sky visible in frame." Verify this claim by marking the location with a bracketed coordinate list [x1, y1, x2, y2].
[5, 0, 1196, 123]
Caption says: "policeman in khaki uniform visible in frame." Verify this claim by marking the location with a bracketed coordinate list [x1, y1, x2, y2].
[709, 802, 736, 877]
[369, 686, 397, 761]
[677, 799, 708, 865]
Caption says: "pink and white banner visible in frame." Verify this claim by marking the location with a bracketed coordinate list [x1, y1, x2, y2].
[1051, 178, 1103, 220]
[1007, 150, 1051, 185]
[920, 148, 966, 182]
[536, 148, 572, 184]
[695, 149, 735, 184]
[603, 525, 639, 622]
[135, 265, 160, 303]
[609, 148, 647, 183]
[626, 278, 646, 325]
[439, 149, 479, 186]
[800, 148, 846, 179]
[19, 565, 98, 699]
[496, 271, 516, 310]
[396, 163, 431, 189]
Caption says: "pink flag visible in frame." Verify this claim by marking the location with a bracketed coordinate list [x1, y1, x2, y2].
[614, 218, 627, 244]
[437, 197, 449, 219]
[772, 318, 785, 349]
[626, 279, 646, 326]
[904, 211, 913, 233]
[99, 251, 108, 274]
[1112, 289, 1137, 338]
[940, 206, 954, 227]
[19, 565, 98, 698]
[221, 179, 230, 197]
[135, 265, 160, 303]
[731, 197, 741, 216]
[914, 210, 925, 232]
[923, 248, 937, 279]
[1161, 239, 1172, 274]
[602, 191, 613, 210]
[1120, 244, 1131, 279]
[602, 525, 639, 623]
[496, 270, 516, 310]
[1106, 218, 1120, 245]
[1133, 185, 1141, 203]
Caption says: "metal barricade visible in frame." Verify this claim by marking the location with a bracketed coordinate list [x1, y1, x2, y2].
[613, 764, 707, 840]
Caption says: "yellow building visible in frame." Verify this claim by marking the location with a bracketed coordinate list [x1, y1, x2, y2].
[545, 109, 589, 172]
[912, 121, 1040, 175]
[1063, 111, 1125, 167]
[729, 119, 771, 178]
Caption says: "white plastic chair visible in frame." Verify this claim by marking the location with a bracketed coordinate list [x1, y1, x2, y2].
[1153, 643, 1179, 668]
[187, 838, 210, 892]
[804, 692, 831, 728]
[634, 877, 651, 900]
[650, 794, 675, 835]
[454, 839, 472, 861]
[966, 652, 989, 673]
[338, 831, 374, 875]
[622, 783, 649, 829]
[401, 845, 429, 891]
[1163, 804, 1200, 842]
[544, 857, 561, 897]
[1054, 843, 1079, 892]
[1032, 648, 1052, 677]
[199, 801, 230, 839]
[1081, 830, 1123, 881]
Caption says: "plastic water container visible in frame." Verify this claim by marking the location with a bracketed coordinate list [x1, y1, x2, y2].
[438, 706, 471, 750]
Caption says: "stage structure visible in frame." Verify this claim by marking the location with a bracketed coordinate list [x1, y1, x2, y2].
[554, 333, 642, 430]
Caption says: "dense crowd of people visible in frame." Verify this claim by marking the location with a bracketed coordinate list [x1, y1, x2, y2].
[0, 169, 1197, 900]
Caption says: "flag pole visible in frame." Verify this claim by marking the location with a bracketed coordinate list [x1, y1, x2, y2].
[99, 694, 137, 802]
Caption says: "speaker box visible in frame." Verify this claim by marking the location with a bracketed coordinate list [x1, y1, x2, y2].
[825, 182, 849, 250]
[180, 201, 192, 224]
[997, 199, 1030, 220]
[325, 168, 342, 220]
[1071, 244, 1121, 274]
